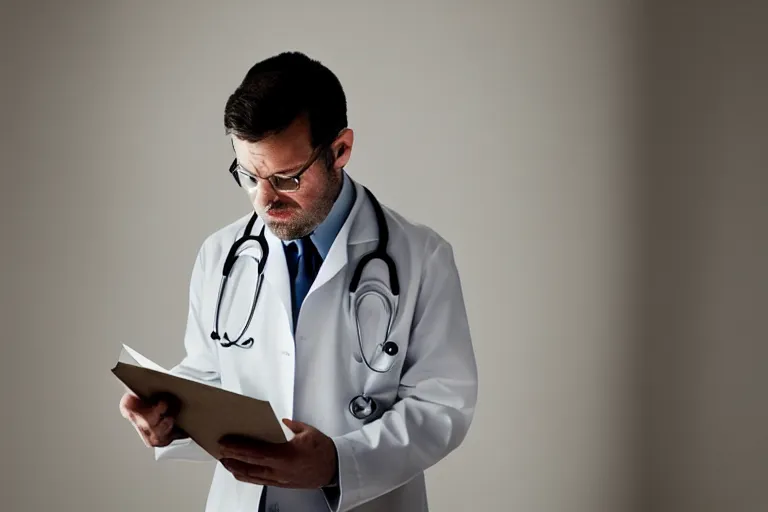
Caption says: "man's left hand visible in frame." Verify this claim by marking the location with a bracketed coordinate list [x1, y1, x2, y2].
[218, 418, 338, 489]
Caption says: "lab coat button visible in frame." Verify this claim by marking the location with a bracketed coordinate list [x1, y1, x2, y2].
[282, 350, 292, 357]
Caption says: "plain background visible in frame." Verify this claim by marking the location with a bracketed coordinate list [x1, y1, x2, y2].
[1, 1, 766, 511]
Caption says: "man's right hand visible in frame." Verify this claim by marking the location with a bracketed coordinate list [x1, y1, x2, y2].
[119, 391, 188, 447]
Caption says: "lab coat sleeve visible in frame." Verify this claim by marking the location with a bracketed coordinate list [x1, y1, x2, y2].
[324, 238, 478, 511]
[154, 239, 221, 463]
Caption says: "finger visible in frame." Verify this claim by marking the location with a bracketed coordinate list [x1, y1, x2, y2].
[221, 459, 291, 487]
[219, 445, 284, 467]
[119, 392, 147, 419]
[155, 416, 175, 437]
[229, 471, 290, 487]
[218, 434, 283, 456]
[156, 423, 189, 445]
[134, 423, 153, 447]
[151, 427, 180, 447]
[135, 416, 175, 447]
[170, 425, 189, 440]
[134, 393, 180, 427]
[143, 401, 171, 429]
[281, 418, 310, 435]
[121, 393, 166, 428]
[149, 392, 182, 418]
[218, 437, 288, 467]
[131, 408, 164, 434]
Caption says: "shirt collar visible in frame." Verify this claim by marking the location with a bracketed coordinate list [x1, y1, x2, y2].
[282, 170, 356, 260]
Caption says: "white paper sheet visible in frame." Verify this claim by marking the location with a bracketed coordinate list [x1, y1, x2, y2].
[120, 344, 169, 373]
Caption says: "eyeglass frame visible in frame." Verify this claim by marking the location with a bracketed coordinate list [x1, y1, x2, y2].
[229, 142, 329, 193]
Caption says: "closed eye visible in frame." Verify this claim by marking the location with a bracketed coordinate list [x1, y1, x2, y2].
[271, 174, 297, 185]
[273, 169, 302, 180]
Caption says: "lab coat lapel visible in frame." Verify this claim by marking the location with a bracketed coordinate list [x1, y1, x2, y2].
[261, 220, 294, 331]
[347, 181, 379, 246]
[308, 180, 379, 295]
[255, 179, 380, 323]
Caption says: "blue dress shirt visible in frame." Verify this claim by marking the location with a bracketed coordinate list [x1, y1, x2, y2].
[282, 171, 356, 326]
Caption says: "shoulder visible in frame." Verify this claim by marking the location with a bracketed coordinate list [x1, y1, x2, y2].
[378, 200, 456, 266]
[349, 177, 455, 265]
[193, 212, 256, 269]
[373, 199, 464, 305]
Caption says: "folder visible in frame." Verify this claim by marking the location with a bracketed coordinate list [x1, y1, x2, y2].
[112, 344, 288, 460]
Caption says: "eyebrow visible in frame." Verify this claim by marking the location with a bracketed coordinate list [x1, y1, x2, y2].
[237, 161, 304, 178]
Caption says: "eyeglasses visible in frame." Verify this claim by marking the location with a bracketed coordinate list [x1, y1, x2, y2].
[229, 144, 326, 193]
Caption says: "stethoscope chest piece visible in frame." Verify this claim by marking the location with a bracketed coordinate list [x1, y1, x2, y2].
[349, 394, 377, 420]
[383, 341, 398, 356]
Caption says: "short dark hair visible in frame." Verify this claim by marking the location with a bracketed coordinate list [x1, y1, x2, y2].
[224, 52, 347, 149]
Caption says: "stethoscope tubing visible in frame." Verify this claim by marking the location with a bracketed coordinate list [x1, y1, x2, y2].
[210, 187, 399, 419]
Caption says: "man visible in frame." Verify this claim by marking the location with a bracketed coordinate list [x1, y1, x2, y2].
[119, 51, 478, 511]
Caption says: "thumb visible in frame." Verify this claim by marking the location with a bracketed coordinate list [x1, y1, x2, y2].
[282, 418, 310, 434]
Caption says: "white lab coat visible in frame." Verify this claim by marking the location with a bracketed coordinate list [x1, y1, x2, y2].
[155, 178, 478, 511]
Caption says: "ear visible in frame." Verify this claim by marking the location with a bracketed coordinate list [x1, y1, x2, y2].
[331, 128, 354, 170]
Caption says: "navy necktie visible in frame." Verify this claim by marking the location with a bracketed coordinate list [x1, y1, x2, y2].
[287, 236, 322, 327]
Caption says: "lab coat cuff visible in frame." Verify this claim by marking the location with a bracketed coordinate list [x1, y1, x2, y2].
[154, 437, 214, 462]
[323, 435, 362, 512]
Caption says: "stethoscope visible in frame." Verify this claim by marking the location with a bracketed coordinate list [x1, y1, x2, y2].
[209, 187, 400, 420]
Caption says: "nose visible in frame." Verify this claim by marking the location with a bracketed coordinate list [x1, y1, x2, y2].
[248, 180, 279, 208]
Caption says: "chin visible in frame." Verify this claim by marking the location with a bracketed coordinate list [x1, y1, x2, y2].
[266, 220, 309, 241]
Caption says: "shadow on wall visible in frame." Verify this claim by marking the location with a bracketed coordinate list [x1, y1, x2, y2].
[636, 2, 768, 512]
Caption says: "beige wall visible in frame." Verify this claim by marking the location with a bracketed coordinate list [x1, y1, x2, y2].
[1, 1, 765, 511]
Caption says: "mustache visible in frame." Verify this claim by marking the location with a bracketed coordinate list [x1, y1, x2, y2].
[265, 200, 294, 212]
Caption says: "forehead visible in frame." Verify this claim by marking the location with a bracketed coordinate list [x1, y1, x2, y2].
[232, 122, 312, 174]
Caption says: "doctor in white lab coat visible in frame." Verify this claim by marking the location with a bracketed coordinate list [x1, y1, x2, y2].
[119, 51, 478, 512]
